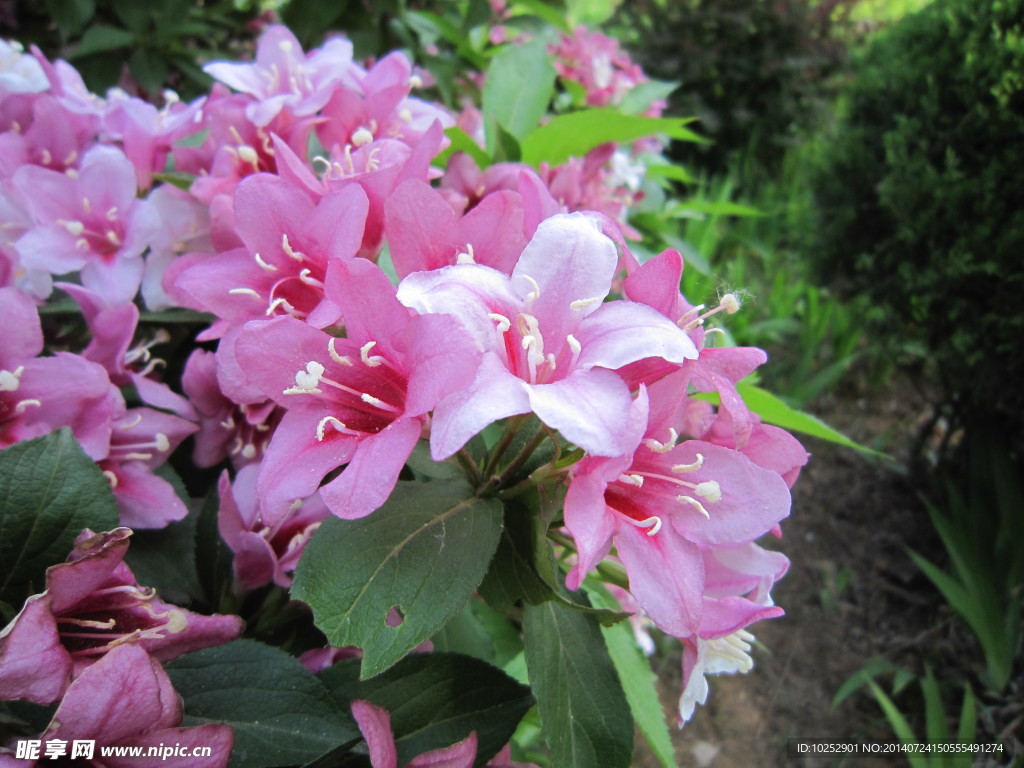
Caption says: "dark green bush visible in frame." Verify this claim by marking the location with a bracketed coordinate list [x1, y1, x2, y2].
[612, 0, 852, 178]
[810, 0, 1024, 442]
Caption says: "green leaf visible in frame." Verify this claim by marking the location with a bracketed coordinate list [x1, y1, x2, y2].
[44, 0, 96, 37]
[523, 600, 633, 768]
[434, 126, 492, 171]
[166, 639, 358, 768]
[69, 24, 135, 59]
[832, 656, 900, 708]
[483, 40, 556, 148]
[521, 110, 705, 168]
[735, 383, 883, 456]
[588, 583, 677, 767]
[319, 652, 534, 767]
[645, 163, 695, 185]
[956, 683, 976, 745]
[865, 682, 928, 768]
[292, 480, 503, 679]
[617, 79, 679, 116]
[669, 199, 765, 218]
[509, 0, 571, 31]
[0, 429, 119, 603]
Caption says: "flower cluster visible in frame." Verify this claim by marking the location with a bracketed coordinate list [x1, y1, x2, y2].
[1, 17, 806, 764]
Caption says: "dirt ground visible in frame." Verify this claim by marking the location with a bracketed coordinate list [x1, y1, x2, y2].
[633, 368, 1023, 767]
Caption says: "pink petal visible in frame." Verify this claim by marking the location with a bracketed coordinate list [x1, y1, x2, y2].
[614, 523, 704, 637]
[320, 416, 422, 519]
[46, 644, 181, 745]
[407, 732, 478, 768]
[526, 368, 633, 457]
[576, 300, 698, 370]
[351, 700, 399, 768]
[0, 594, 71, 704]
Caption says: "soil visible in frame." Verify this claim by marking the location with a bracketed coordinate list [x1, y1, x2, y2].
[632, 367, 1023, 768]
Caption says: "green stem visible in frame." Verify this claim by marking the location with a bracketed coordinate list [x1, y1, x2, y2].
[493, 426, 548, 490]
[482, 415, 526, 479]
[455, 448, 481, 487]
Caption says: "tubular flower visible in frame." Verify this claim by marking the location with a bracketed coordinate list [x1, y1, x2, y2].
[230, 257, 480, 522]
[563, 388, 791, 637]
[397, 212, 697, 459]
[0, 528, 243, 705]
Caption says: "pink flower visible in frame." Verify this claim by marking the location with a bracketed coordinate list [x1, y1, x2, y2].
[217, 465, 329, 590]
[180, 348, 281, 468]
[0, 287, 120, 459]
[166, 175, 369, 336]
[0, 643, 232, 768]
[12, 145, 157, 304]
[0, 528, 243, 705]
[230, 257, 481, 521]
[203, 25, 354, 126]
[396, 213, 697, 459]
[97, 407, 198, 529]
[563, 388, 791, 637]
[349, 701, 537, 768]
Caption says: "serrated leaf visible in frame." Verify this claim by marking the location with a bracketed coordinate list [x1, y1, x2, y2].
[292, 480, 503, 678]
[523, 600, 633, 768]
[588, 583, 677, 768]
[521, 110, 706, 168]
[166, 639, 358, 768]
[483, 40, 556, 149]
[0, 429, 119, 603]
[319, 652, 533, 767]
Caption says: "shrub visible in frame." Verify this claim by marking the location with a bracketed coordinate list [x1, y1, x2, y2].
[612, 0, 852, 178]
[810, 0, 1024, 442]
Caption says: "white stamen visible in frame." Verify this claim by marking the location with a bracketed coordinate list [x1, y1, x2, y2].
[456, 243, 476, 264]
[81, 197, 92, 214]
[617, 473, 644, 487]
[153, 433, 170, 453]
[14, 399, 41, 414]
[316, 416, 347, 441]
[61, 219, 84, 236]
[106, 206, 119, 221]
[720, 293, 740, 314]
[360, 341, 385, 367]
[643, 427, 679, 453]
[118, 413, 144, 429]
[677, 495, 711, 519]
[241, 444, 257, 459]
[624, 515, 663, 536]
[298, 268, 322, 287]
[278, 39, 294, 52]
[328, 338, 353, 366]
[102, 470, 119, 488]
[237, 145, 259, 165]
[672, 454, 705, 473]
[266, 297, 298, 316]
[695, 480, 722, 503]
[409, 74, 423, 88]
[0, 366, 24, 392]
[352, 127, 373, 146]
[521, 274, 541, 303]
[566, 333, 582, 367]
[229, 287, 262, 299]
[105, 230, 122, 246]
[360, 393, 401, 413]
[489, 313, 511, 333]
[570, 296, 602, 311]
[123, 452, 153, 461]
[288, 361, 324, 393]
[282, 234, 304, 261]
[220, 416, 235, 429]
[399, 108, 413, 123]
[254, 252, 278, 271]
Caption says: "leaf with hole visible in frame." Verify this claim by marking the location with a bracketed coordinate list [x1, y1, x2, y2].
[292, 479, 503, 678]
